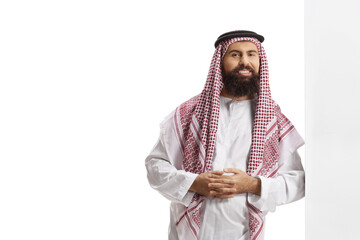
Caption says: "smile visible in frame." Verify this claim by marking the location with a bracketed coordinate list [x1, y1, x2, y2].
[238, 70, 252, 75]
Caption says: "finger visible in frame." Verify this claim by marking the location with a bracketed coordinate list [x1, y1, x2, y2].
[208, 183, 235, 191]
[208, 171, 224, 178]
[209, 178, 236, 184]
[223, 168, 242, 174]
[208, 173, 225, 179]
[208, 182, 235, 188]
[209, 190, 217, 197]
[211, 170, 225, 175]
[212, 187, 237, 194]
[208, 176, 233, 183]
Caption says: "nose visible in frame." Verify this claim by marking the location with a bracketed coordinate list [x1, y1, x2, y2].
[239, 56, 250, 66]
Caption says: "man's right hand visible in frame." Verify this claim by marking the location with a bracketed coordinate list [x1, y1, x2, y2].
[189, 171, 237, 199]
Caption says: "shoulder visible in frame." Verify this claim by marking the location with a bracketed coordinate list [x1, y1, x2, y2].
[273, 101, 305, 152]
[160, 94, 201, 134]
[273, 101, 293, 135]
[178, 95, 200, 115]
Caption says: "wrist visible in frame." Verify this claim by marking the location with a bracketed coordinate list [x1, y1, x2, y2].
[249, 177, 261, 196]
[189, 175, 199, 192]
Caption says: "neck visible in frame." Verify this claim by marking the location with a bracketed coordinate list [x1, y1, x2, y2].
[220, 87, 253, 101]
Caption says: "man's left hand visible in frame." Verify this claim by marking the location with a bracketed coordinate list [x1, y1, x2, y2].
[208, 168, 261, 198]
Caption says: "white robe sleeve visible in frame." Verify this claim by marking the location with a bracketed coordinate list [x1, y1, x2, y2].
[145, 112, 198, 207]
[247, 129, 305, 213]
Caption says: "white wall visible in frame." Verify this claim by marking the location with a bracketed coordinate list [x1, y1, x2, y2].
[305, 0, 360, 239]
[0, 1, 304, 239]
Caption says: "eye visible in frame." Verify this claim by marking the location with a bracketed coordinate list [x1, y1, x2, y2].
[231, 53, 240, 57]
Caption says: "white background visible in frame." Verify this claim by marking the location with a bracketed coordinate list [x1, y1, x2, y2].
[0, 1, 304, 239]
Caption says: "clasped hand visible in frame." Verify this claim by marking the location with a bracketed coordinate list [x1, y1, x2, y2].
[189, 168, 261, 199]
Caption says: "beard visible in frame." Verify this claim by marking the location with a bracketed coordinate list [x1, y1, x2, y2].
[222, 65, 260, 98]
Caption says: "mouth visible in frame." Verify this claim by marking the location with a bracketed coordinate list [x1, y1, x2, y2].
[238, 69, 252, 76]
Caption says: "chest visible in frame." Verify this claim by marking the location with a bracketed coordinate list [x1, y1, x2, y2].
[212, 102, 255, 170]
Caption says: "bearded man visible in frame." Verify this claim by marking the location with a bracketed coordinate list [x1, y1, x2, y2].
[145, 30, 305, 240]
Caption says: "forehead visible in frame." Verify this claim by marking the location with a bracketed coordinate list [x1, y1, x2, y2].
[226, 41, 259, 53]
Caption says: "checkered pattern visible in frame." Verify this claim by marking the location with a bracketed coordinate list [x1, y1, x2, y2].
[173, 37, 294, 240]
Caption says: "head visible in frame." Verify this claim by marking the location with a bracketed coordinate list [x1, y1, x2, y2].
[214, 30, 264, 100]
[221, 41, 260, 99]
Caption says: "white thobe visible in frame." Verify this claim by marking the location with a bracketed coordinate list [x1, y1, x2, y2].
[145, 96, 305, 240]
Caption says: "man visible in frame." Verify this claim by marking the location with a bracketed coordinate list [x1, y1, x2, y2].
[145, 30, 305, 240]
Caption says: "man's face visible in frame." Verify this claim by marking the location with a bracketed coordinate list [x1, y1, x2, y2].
[221, 41, 261, 98]
[222, 41, 260, 76]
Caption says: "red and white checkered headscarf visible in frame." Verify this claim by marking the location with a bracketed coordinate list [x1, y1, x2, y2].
[172, 37, 295, 240]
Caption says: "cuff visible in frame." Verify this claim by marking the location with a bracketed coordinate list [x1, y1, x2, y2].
[178, 172, 198, 207]
[247, 176, 276, 212]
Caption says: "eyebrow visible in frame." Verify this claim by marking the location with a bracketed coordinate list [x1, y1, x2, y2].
[228, 49, 258, 54]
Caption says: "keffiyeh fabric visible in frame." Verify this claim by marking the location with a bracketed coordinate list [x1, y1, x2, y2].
[171, 37, 296, 240]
